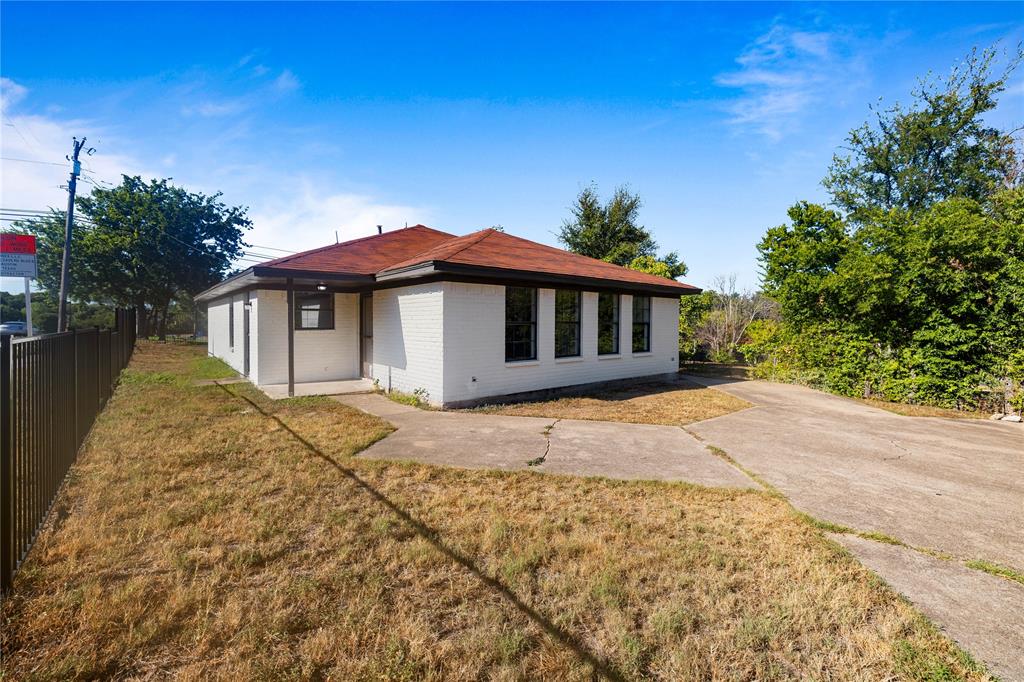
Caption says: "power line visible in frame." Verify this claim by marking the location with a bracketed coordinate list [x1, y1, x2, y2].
[0, 156, 68, 167]
[2, 117, 38, 153]
[247, 243, 297, 254]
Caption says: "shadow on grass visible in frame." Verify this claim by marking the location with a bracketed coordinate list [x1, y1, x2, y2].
[216, 382, 625, 681]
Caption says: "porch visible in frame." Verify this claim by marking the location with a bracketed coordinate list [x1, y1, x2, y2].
[259, 377, 376, 400]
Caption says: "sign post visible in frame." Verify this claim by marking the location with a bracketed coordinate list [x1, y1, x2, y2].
[1, 234, 38, 336]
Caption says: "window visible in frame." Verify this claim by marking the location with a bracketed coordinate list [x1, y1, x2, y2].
[598, 293, 619, 355]
[294, 292, 335, 330]
[228, 298, 235, 348]
[505, 286, 537, 361]
[632, 295, 651, 352]
[554, 290, 581, 358]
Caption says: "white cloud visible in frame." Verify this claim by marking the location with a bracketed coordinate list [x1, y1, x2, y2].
[181, 99, 248, 117]
[1, 79, 153, 215]
[716, 22, 867, 140]
[246, 178, 431, 257]
[1, 77, 28, 113]
[273, 69, 300, 93]
[2, 75, 423, 285]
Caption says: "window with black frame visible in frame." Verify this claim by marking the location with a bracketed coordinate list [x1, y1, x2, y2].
[597, 292, 619, 355]
[228, 298, 235, 348]
[294, 292, 335, 330]
[632, 295, 651, 352]
[554, 290, 581, 358]
[505, 286, 537, 361]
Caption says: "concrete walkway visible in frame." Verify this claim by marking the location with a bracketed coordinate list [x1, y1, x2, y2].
[332, 393, 752, 488]
[684, 375, 1024, 680]
[261, 378, 375, 400]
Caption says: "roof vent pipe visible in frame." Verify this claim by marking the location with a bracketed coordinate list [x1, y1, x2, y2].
[377, 224, 383, 235]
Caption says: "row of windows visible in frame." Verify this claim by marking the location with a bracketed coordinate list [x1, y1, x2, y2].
[505, 287, 651, 362]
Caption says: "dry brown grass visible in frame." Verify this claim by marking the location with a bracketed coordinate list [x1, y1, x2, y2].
[0, 342, 988, 680]
[468, 378, 751, 426]
[855, 397, 988, 420]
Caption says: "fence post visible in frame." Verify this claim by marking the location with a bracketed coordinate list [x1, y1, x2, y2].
[1, 335, 12, 594]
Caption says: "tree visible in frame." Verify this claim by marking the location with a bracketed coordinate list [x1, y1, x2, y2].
[755, 189, 1024, 408]
[754, 46, 1024, 411]
[627, 254, 688, 280]
[694, 275, 777, 363]
[559, 184, 651, 264]
[824, 45, 1022, 218]
[0, 289, 110, 333]
[559, 183, 686, 277]
[18, 176, 250, 339]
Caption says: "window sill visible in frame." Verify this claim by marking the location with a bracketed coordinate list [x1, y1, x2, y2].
[597, 354, 622, 360]
[631, 352, 653, 357]
[554, 356, 584, 364]
[505, 359, 540, 368]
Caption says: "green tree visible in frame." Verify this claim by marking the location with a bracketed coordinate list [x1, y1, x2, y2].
[755, 46, 1024, 411]
[559, 183, 686, 276]
[559, 184, 652, 264]
[824, 45, 1022, 218]
[756, 189, 1024, 408]
[19, 176, 250, 339]
[627, 254, 688, 280]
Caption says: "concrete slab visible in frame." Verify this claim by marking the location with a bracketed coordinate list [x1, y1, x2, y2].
[686, 375, 1024, 571]
[332, 393, 754, 487]
[542, 418, 752, 487]
[833, 533, 1024, 681]
[260, 378, 376, 400]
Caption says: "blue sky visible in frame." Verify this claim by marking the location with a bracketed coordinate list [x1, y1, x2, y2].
[2, 2, 1021, 295]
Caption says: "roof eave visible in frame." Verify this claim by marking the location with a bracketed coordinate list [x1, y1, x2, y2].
[250, 265, 375, 283]
[195, 266, 377, 302]
[377, 261, 702, 296]
[195, 268, 258, 302]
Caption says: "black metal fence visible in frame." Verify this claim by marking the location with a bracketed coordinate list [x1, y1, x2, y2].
[0, 309, 136, 594]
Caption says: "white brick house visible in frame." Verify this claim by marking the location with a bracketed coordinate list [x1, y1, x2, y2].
[197, 226, 700, 406]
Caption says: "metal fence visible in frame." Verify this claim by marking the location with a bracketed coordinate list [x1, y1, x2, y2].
[0, 309, 136, 594]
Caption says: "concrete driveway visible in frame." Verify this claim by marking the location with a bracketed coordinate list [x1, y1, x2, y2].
[685, 375, 1024, 680]
[333, 393, 752, 489]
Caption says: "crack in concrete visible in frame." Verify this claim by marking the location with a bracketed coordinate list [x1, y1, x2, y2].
[527, 419, 561, 467]
[882, 438, 912, 462]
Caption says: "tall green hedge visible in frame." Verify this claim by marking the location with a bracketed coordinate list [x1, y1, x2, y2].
[746, 190, 1024, 411]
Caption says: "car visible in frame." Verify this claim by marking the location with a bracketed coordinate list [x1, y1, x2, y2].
[0, 321, 35, 337]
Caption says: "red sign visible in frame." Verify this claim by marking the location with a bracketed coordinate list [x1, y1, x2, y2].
[0, 234, 37, 255]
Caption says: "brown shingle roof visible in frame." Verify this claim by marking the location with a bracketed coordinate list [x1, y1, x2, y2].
[259, 224, 456, 275]
[381, 229, 700, 292]
[247, 225, 698, 294]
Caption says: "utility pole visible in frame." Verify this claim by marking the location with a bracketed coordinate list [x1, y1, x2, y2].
[57, 137, 93, 332]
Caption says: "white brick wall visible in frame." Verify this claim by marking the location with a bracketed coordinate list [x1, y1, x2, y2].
[209, 282, 678, 404]
[255, 289, 360, 385]
[207, 294, 247, 374]
[370, 283, 445, 403]
[441, 283, 679, 405]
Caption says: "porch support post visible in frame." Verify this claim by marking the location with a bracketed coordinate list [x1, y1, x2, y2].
[286, 278, 295, 397]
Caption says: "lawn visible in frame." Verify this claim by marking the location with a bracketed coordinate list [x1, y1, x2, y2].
[467, 378, 751, 426]
[0, 342, 988, 680]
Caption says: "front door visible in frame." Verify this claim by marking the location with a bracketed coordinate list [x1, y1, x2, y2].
[360, 293, 373, 378]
